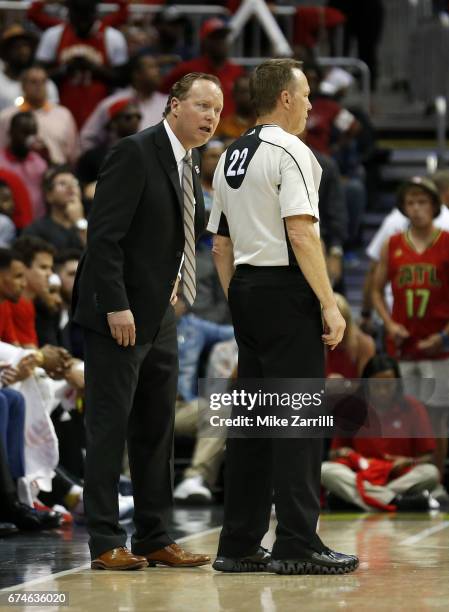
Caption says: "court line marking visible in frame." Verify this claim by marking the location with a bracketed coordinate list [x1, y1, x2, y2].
[0, 526, 222, 592]
[400, 522, 449, 546]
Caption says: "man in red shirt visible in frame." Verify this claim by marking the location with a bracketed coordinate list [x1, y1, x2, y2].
[0, 248, 26, 344]
[36, 0, 129, 128]
[322, 355, 439, 511]
[8, 236, 56, 348]
[373, 177, 449, 481]
[161, 18, 244, 118]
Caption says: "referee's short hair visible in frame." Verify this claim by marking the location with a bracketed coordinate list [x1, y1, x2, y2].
[163, 72, 222, 117]
[250, 58, 303, 117]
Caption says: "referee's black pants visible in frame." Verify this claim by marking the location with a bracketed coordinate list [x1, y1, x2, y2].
[218, 266, 325, 560]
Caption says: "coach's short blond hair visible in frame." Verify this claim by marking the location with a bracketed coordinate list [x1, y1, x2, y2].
[163, 72, 222, 117]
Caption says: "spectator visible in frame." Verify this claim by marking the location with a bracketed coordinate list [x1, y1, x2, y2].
[0, 24, 59, 111]
[215, 74, 255, 142]
[200, 139, 225, 211]
[35, 273, 64, 347]
[311, 147, 347, 289]
[322, 355, 440, 512]
[304, 62, 365, 253]
[9, 236, 56, 348]
[372, 177, 449, 483]
[0, 112, 48, 221]
[80, 52, 167, 152]
[0, 437, 61, 530]
[0, 168, 33, 230]
[361, 175, 449, 331]
[0, 248, 26, 344]
[54, 249, 83, 358]
[36, 0, 129, 128]
[0, 181, 17, 247]
[77, 100, 141, 192]
[148, 6, 193, 74]
[0, 65, 80, 166]
[28, 0, 129, 31]
[326, 293, 376, 378]
[162, 18, 245, 118]
[23, 166, 86, 251]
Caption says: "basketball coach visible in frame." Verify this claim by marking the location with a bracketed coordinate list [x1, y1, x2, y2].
[73, 73, 224, 570]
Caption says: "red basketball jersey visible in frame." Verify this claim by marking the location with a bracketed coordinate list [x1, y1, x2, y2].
[387, 229, 449, 360]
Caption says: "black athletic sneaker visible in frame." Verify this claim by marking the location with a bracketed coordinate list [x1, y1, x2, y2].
[212, 547, 271, 572]
[268, 548, 359, 575]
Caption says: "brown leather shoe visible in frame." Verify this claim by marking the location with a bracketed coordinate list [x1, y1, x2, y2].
[91, 547, 148, 570]
[144, 543, 210, 568]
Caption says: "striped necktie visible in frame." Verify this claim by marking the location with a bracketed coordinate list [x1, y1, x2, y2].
[182, 151, 196, 305]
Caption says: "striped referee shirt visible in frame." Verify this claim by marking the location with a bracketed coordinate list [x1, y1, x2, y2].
[207, 124, 322, 267]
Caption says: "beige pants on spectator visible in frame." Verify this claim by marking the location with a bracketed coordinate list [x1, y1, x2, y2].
[321, 461, 440, 511]
[175, 399, 225, 487]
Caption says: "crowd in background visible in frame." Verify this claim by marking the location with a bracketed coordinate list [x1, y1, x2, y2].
[1, 0, 449, 535]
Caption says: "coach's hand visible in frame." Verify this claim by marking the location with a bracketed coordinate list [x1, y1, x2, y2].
[107, 310, 136, 347]
[322, 305, 346, 350]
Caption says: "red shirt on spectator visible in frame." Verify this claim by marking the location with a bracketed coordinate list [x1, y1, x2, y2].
[0, 168, 33, 229]
[0, 301, 18, 344]
[36, 22, 128, 128]
[28, 0, 129, 31]
[332, 396, 436, 458]
[8, 298, 38, 347]
[306, 96, 355, 155]
[161, 56, 244, 118]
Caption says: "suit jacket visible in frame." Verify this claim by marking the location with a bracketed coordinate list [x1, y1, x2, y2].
[72, 121, 205, 344]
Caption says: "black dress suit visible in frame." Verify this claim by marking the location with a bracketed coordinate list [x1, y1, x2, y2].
[72, 121, 205, 559]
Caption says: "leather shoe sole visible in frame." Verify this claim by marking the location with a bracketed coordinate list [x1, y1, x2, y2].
[91, 559, 148, 571]
[146, 558, 209, 568]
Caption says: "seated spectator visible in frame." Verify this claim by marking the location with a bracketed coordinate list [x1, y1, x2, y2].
[0, 248, 26, 344]
[35, 273, 64, 347]
[28, 0, 129, 31]
[0, 65, 80, 165]
[0, 24, 59, 111]
[0, 437, 61, 530]
[322, 354, 440, 512]
[80, 52, 167, 152]
[77, 100, 141, 193]
[0, 112, 48, 221]
[174, 337, 238, 505]
[9, 236, 56, 348]
[36, 0, 129, 128]
[147, 6, 193, 74]
[54, 249, 83, 358]
[162, 18, 244, 118]
[0, 180, 17, 247]
[215, 74, 255, 142]
[23, 166, 86, 251]
[0, 168, 33, 230]
[201, 140, 225, 211]
[309, 144, 347, 290]
[326, 293, 376, 378]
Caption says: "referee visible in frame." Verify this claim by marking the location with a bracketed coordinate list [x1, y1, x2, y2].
[208, 59, 359, 575]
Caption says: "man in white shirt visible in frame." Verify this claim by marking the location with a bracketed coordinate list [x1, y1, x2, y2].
[208, 58, 358, 576]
